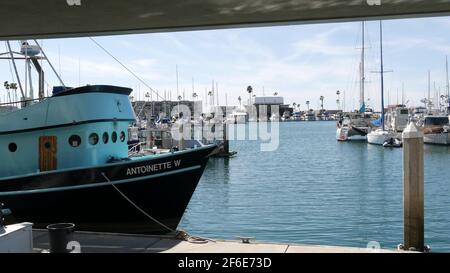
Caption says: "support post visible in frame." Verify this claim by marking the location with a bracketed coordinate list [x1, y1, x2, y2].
[179, 122, 184, 150]
[223, 122, 229, 154]
[402, 122, 424, 251]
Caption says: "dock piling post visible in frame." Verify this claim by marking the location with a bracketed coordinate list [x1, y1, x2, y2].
[402, 122, 424, 251]
[179, 122, 184, 150]
[223, 122, 229, 154]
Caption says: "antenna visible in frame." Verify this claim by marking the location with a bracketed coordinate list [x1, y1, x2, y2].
[5, 41, 25, 98]
[176, 64, 179, 99]
[33, 39, 65, 87]
[216, 82, 219, 106]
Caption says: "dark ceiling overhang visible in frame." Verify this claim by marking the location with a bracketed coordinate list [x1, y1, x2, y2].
[1, 0, 450, 40]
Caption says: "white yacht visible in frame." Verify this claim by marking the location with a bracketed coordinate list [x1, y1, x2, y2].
[417, 115, 450, 145]
[270, 112, 280, 121]
[385, 105, 409, 133]
[367, 128, 399, 145]
[304, 110, 316, 121]
[281, 110, 290, 121]
[227, 109, 248, 124]
[291, 111, 302, 121]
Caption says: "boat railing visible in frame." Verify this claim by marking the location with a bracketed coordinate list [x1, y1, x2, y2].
[128, 141, 146, 156]
[0, 96, 49, 107]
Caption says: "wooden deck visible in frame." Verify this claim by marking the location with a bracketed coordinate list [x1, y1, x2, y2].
[32, 230, 407, 253]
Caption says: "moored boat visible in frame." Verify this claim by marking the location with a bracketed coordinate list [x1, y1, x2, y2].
[0, 85, 216, 234]
[0, 40, 215, 234]
[418, 115, 450, 145]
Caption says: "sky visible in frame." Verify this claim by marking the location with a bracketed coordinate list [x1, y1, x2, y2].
[2, 16, 450, 112]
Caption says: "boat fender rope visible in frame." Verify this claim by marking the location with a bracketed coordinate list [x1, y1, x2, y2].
[175, 229, 216, 244]
[101, 172, 214, 244]
[101, 172, 175, 233]
[397, 243, 431, 253]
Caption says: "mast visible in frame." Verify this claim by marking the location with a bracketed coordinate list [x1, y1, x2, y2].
[446, 56, 450, 113]
[5, 41, 25, 98]
[360, 21, 365, 113]
[427, 70, 431, 113]
[402, 82, 405, 105]
[176, 64, 179, 99]
[380, 21, 385, 131]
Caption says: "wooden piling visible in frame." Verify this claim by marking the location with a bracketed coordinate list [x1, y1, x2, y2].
[179, 122, 184, 150]
[402, 122, 424, 251]
[223, 122, 229, 154]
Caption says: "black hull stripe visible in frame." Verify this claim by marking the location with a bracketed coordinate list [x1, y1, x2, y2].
[0, 165, 201, 196]
[52, 85, 132, 97]
[0, 144, 215, 182]
[0, 118, 135, 135]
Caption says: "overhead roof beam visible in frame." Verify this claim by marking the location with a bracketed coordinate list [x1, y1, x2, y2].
[1, 0, 450, 39]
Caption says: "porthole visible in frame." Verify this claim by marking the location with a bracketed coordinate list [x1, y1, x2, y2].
[120, 131, 126, 142]
[102, 132, 109, 144]
[8, 142, 17, 152]
[89, 133, 99, 145]
[44, 142, 51, 149]
[111, 131, 117, 143]
[68, 135, 81, 147]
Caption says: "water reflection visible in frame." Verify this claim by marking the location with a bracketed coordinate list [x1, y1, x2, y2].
[181, 122, 450, 251]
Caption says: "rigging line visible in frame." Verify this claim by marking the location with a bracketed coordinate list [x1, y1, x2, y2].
[6, 41, 25, 98]
[32, 39, 65, 87]
[101, 172, 175, 233]
[89, 37, 164, 101]
[6, 56, 15, 104]
[5, 44, 15, 83]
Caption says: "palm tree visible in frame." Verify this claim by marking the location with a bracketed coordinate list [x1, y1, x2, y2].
[336, 90, 341, 111]
[293, 102, 296, 109]
[192, 92, 198, 101]
[320, 96, 324, 110]
[306, 100, 310, 111]
[238, 96, 242, 108]
[247, 85, 253, 104]
[273, 92, 278, 96]
[177, 95, 183, 118]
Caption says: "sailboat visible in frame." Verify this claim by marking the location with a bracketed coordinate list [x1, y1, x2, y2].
[336, 22, 373, 141]
[367, 21, 400, 145]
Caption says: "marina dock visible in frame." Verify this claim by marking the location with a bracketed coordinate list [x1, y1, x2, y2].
[32, 230, 405, 253]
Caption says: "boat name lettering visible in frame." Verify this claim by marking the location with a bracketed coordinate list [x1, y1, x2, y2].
[126, 160, 181, 176]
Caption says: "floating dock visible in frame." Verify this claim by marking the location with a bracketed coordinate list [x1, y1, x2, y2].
[32, 230, 407, 253]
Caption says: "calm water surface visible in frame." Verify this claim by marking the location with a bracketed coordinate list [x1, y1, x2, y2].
[180, 121, 450, 251]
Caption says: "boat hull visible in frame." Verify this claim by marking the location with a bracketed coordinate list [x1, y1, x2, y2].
[367, 130, 399, 145]
[336, 127, 368, 141]
[0, 145, 216, 234]
[423, 132, 450, 145]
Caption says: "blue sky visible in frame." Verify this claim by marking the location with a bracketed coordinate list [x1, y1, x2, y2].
[2, 16, 450, 112]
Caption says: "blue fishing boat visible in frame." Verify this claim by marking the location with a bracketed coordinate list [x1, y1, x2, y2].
[0, 41, 215, 234]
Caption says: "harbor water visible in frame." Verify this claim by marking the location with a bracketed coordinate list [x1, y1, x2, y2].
[180, 121, 450, 251]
